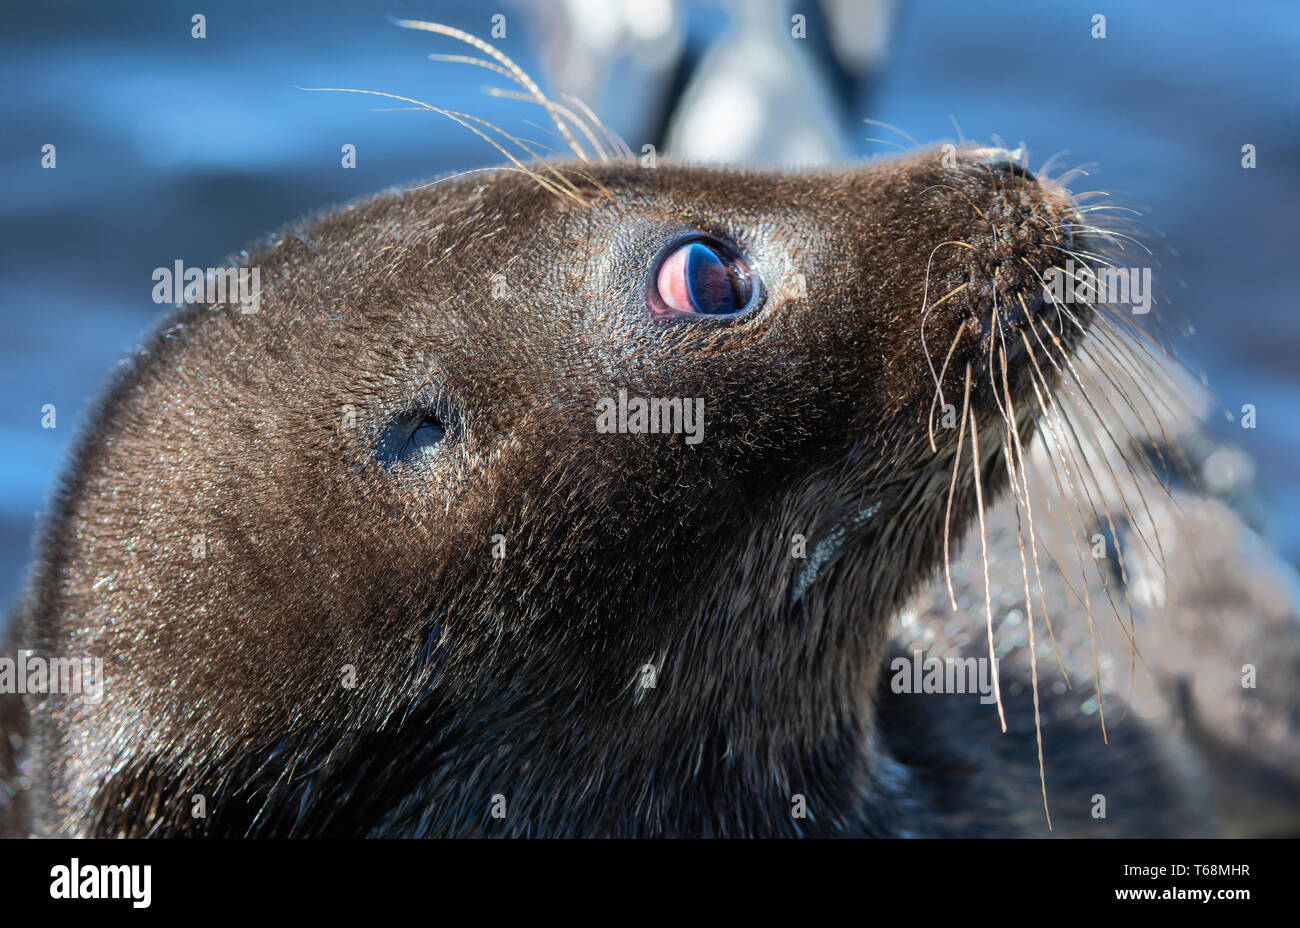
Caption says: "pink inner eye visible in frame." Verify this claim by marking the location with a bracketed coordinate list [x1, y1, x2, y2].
[652, 239, 754, 318]
[656, 245, 694, 314]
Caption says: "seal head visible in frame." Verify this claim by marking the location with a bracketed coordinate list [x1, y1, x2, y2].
[17, 147, 1092, 836]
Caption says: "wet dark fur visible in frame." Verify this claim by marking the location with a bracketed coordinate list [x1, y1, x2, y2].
[3, 151, 1212, 836]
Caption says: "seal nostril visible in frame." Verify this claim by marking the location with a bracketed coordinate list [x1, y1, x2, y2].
[987, 154, 1037, 184]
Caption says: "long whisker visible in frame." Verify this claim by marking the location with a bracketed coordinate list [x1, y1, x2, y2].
[426, 52, 514, 81]
[986, 274, 1010, 425]
[1007, 333, 1072, 684]
[1018, 326, 1111, 742]
[968, 408, 1007, 732]
[1021, 257, 1198, 425]
[926, 283, 972, 451]
[943, 363, 974, 610]
[1030, 307, 1170, 576]
[1023, 313, 1152, 639]
[1020, 297, 1142, 687]
[298, 87, 588, 206]
[998, 348, 1052, 829]
[919, 242, 977, 414]
[865, 136, 911, 153]
[397, 18, 591, 162]
[563, 93, 634, 160]
[483, 87, 610, 163]
[863, 117, 920, 147]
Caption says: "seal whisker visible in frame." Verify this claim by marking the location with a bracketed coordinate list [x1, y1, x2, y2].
[498, 122, 622, 197]
[925, 282, 971, 451]
[1064, 189, 1115, 203]
[1027, 314, 1165, 587]
[1074, 333, 1194, 484]
[426, 52, 515, 81]
[378, 106, 574, 169]
[1044, 337, 1187, 680]
[863, 117, 921, 148]
[943, 362, 974, 611]
[1074, 204, 1147, 218]
[1025, 308, 1156, 652]
[483, 88, 611, 163]
[1024, 256, 1196, 415]
[1020, 257, 1191, 444]
[297, 87, 587, 205]
[397, 18, 592, 163]
[438, 108, 606, 200]
[967, 407, 1007, 732]
[1023, 314, 1148, 672]
[985, 275, 1011, 425]
[410, 165, 531, 190]
[1046, 163, 1099, 188]
[1088, 298, 1220, 414]
[507, 121, 586, 157]
[1003, 332, 1072, 685]
[948, 114, 967, 147]
[1027, 305, 1171, 575]
[1068, 227, 1154, 256]
[1035, 149, 1072, 179]
[1013, 371, 1149, 712]
[427, 39, 628, 164]
[1045, 245, 1135, 276]
[561, 93, 634, 161]
[919, 241, 977, 418]
[998, 348, 1053, 829]
[1052, 229, 1153, 259]
[1018, 332, 1113, 741]
[1023, 285, 1176, 502]
[864, 136, 912, 153]
[1058, 301, 1190, 485]
[1021, 298, 1143, 695]
[1025, 213, 1060, 242]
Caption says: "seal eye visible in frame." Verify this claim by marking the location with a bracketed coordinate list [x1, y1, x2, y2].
[653, 238, 756, 318]
[376, 413, 446, 467]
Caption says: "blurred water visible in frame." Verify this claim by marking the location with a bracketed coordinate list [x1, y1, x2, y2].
[1, 0, 1297, 614]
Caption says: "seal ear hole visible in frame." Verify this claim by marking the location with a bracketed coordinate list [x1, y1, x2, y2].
[375, 406, 452, 468]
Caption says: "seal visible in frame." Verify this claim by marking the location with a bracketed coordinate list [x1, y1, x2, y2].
[5, 26, 1298, 838]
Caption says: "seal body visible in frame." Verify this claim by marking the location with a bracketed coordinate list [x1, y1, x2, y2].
[5, 149, 1298, 837]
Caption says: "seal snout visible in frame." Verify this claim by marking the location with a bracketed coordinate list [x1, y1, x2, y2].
[897, 142, 1094, 421]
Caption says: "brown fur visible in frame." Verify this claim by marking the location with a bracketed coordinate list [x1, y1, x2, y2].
[3, 149, 1287, 836]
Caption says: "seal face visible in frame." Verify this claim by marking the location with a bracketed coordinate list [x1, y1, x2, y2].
[8, 144, 1174, 837]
